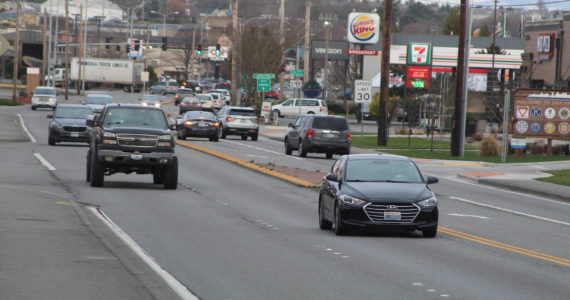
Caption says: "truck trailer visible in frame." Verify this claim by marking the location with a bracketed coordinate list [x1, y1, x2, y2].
[69, 58, 145, 92]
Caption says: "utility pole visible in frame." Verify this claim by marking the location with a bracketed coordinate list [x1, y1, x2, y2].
[278, 0, 286, 100]
[65, 0, 70, 99]
[12, 0, 20, 104]
[303, 0, 311, 83]
[378, 0, 392, 146]
[231, 0, 239, 105]
[451, 0, 468, 156]
[189, 28, 195, 80]
[77, 4, 83, 95]
[322, 19, 331, 101]
[42, 9, 48, 85]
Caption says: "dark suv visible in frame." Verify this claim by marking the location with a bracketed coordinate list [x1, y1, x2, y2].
[285, 115, 351, 159]
[86, 104, 178, 189]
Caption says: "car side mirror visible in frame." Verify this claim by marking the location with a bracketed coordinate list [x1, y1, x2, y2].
[288, 123, 294, 128]
[46, 114, 53, 119]
[426, 176, 439, 184]
[81, 101, 85, 105]
[86, 114, 95, 127]
[169, 124, 177, 130]
[325, 173, 339, 182]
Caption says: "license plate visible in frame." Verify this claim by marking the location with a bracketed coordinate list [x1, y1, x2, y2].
[199, 122, 206, 127]
[384, 212, 401, 221]
[240, 119, 247, 123]
[70, 132, 79, 137]
[325, 133, 338, 138]
[130, 154, 143, 160]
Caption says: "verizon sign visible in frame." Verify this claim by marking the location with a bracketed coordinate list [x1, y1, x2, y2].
[311, 40, 349, 61]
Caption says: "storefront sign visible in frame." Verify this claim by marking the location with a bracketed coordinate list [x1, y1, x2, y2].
[347, 13, 380, 44]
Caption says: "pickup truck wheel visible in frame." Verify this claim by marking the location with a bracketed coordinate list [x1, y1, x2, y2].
[31, 106, 36, 110]
[211, 135, 219, 142]
[86, 150, 91, 182]
[326, 152, 333, 159]
[153, 169, 165, 184]
[163, 157, 178, 190]
[250, 133, 258, 141]
[90, 152, 105, 187]
[241, 135, 247, 140]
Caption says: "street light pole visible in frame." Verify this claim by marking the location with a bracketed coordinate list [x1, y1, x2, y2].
[12, 0, 20, 104]
[303, 0, 311, 84]
[231, 0, 239, 106]
[323, 21, 331, 101]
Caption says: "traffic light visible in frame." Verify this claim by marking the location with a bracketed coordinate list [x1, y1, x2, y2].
[105, 37, 111, 49]
[196, 44, 202, 55]
[215, 43, 221, 57]
[126, 43, 131, 53]
[133, 39, 140, 51]
[162, 37, 168, 51]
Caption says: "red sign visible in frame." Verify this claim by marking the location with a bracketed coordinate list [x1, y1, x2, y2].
[407, 66, 430, 79]
[347, 49, 379, 56]
[537, 33, 555, 61]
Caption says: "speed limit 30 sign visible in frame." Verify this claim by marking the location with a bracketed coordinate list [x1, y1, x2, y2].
[354, 80, 372, 103]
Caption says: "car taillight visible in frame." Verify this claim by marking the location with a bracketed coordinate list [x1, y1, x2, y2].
[213, 122, 219, 127]
[185, 121, 193, 126]
[180, 102, 186, 106]
[226, 116, 231, 122]
[255, 118, 260, 124]
[347, 132, 351, 141]
[307, 129, 313, 139]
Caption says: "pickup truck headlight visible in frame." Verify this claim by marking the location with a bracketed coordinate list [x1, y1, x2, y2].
[102, 131, 117, 144]
[417, 195, 437, 207]
[48, 97, 55, 102]
[32, 97, 39, 102]
[159, 134, 172, 140]
[103, 132, 116, 138]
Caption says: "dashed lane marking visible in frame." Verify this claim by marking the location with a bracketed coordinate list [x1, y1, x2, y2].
[221, 139, 303, 160]
[33, 153, 56, 171]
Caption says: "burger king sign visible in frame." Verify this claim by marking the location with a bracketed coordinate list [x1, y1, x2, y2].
[347, 12, 380, 44]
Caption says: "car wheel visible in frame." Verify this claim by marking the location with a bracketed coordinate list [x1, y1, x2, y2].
[298, 140, 307, 157]
[422, 225, 438, 238]
[163, 157, 178, 190]
[177, 130, 186, 140]
[326, 152, 333, 159]
[271, 109, 281, 118]
[344, 147, 351, 155]
[334, 202, 348, 235]
[241, 134, 247, 140]
[31, 106, 36, 110]
[319, 194, 332, 230]
[212, 135, 219, 142]
[48, 134, 56, 146]
[220, 126, 227, 139]
[90, 152, 105, 187]
[284, 138, 292, 155]
[307, 111, 315, 114]
[153, 169, 165, 184]
[85, 150, 91, 182]
[250, 133, 258, 141]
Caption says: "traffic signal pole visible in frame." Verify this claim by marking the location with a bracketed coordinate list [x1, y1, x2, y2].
[451, 0, 468, 157]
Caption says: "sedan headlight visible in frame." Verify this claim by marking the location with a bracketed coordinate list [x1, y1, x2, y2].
[141, 102, 148, 106]
[417, 195, 437, 207]
[52, 122, 63, 129]
[340, 195, 367, 206]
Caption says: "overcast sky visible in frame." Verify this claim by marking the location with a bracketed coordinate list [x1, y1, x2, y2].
[411, 0, 570, 10]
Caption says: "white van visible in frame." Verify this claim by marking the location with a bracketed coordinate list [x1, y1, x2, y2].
[270, 98, 328, 117]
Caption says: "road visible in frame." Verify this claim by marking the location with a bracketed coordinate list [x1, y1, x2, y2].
[5, 90, 570, 299]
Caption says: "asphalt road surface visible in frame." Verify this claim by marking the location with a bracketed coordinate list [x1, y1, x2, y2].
[6, 90, 570, 299]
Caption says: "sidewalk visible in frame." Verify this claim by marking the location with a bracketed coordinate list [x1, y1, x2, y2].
[259, 125, 570, 202]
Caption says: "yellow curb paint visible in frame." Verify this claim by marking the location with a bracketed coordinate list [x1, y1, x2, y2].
[160, 99, 176, 105]
[176, 140, 320, 188]
[442, 162, 483, 166]
[56, 201, 72, 206]
[440, 227, 570, 267]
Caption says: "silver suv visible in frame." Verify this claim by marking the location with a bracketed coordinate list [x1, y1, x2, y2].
[285, 115, 351, 159]
[217, 106, 259, 141]
[31, 86, 58, 110]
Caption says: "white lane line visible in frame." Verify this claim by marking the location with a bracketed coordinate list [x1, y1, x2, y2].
[447, 213, 489, 219]
[17, 113, 37, 143]
[88, 207, 198, 300]
[259, 137, 283, 144]
[427, 173, 570, 207]
[33, 153, 56, 171]
[221, 139, 303, 160]
[449, 196, 570, 227]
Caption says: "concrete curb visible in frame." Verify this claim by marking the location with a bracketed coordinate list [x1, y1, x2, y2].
[456, 173, 570, 202]
[176, 140, 320, 188]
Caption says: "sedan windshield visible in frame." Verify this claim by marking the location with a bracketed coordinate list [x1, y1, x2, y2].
[86, 96, 112, 105]
[186, 111, 216, 119]
[55, 107, 93, 119]
[103, 108, 168, 129]
[345, 159, 423, 183]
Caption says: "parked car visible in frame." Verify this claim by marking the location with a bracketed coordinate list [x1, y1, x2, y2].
[217, 106, 259, 141]
[47, 104, 93, 145]
[179, 97, 204, 114]
[176, 110, 220, 142]
[174, 88, 194, 105]
[318, 154, 439, 236]
[139, 94, 162, 107]
[271, 98, 328, 118]
[150, 81, 179, 95]
[31, 86, 58, 110]
[83, 94, 113, 113]
[285, 115, 350, 158]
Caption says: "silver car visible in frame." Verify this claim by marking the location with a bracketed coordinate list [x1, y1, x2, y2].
[31, 86, 58, 110]
[217, 106, 259, 141]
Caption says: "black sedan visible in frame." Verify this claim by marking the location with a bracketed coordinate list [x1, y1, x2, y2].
[319, 154, 439, 237]
[174, 88, 194, 105]
[47, 104, 93, 145]
[177, 111, 220, 142]
[179, 97, 204, 115]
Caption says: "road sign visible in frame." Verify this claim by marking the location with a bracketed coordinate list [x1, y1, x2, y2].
[257, 79, 271, 92]
[141, 71, 149, 82]
[253, 73, 275, 79]
[290, 69, 303, 77]
[208, 46, 228, 59]
[354, 80, 372, 103]
[290, 80, 302, 89]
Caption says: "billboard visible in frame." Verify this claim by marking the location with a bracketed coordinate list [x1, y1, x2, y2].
[512, 90, 570, 139]
[311, 41, 350, 61]
[347, 12, 380, 44]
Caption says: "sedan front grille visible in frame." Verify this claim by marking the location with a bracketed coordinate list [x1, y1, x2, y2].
[116, 134, 158, 147]
[364, 203, 420, 223]
[64, 126, 87, 132]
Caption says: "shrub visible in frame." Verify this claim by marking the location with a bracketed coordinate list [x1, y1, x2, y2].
[479, 135, 501, 156]
[552, 145, 564, 156]
[471, 132, 484, 141]
[529, 142, 545, 155]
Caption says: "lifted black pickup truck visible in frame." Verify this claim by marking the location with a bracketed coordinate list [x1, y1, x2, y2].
[86, 104, 178, 189]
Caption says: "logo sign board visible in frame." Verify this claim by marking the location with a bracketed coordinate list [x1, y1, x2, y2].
[406, 66, 431, 89]
[354, 80, 372, 103]
[537, 33, 554, 61]
[253, 73, 275, 79]
[407, 43, 432, 65]
[311, 41, 350, 61]
[510, 138, 527, 149]
[347, 49, 379, 56]
[257, 79, 271, 92]
[512, 90, 570, 139]
[347, 12, 380, 44]
[289, 80, 303, 89]
[208, 46, 229, 59]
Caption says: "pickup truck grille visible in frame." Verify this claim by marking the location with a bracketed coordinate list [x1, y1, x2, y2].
[363, 203, 420, 223]
[116, 134, 158, 147]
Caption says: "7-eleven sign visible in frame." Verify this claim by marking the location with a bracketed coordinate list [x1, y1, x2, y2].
[407, 43, 432, 65]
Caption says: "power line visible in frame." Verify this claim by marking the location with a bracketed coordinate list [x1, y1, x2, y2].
[406, 0, 570, 8]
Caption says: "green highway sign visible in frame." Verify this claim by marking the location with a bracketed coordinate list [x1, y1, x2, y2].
[253, 73, 275, 79]
[290, 69, 303, 77]
[257, 79, 271, 92]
